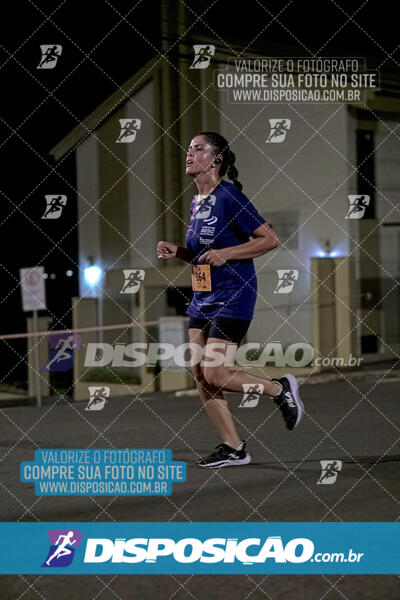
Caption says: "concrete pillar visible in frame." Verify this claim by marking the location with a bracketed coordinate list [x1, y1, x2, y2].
[159, 0, 183, 246]
[26, 316, 52, 398]
[76, 136, 101, 298]
[158, 316, 194, 391]
[334, 257, 357, 364]
[139, 283, 156, 391]
[72, 297, 97, 400]
[311, 257, 358, 370]
[310, 258, 337, 367]
[176, 1, 203, 238]
[358, 218, 382, 353]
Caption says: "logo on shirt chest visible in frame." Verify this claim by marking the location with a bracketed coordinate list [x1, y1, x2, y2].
[192, 194, 216, 220]
[188, 194, 223, 244]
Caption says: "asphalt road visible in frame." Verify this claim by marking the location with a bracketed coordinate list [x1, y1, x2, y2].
[0, 376, 399, 599]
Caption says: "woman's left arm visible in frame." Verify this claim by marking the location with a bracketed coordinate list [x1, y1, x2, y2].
[222, 223, 279, 260]
[198, 223, 279, 265]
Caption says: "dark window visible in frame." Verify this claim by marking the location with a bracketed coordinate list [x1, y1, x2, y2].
[361, 335, 378, 354]
[356, 129, 375, 219]
[167, 287, 193, 316]
[360, 278, 381, 309]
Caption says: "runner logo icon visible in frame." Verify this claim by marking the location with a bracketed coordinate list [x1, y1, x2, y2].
[266, 119, 291, 143]
[42, 529, 82, 567]
[345, 195, 370, 219]
[193, 195, 216, 220]
[317, 460, 343, 485]
[120, 269, 145, 294]
[86, 386, 110, 411]
[37, 45, 62, 69]
[41, 334, 81, 372]
[41, 195, 67, 219]
[190, 45, 215, 69]
[116, 119, 142, 143]
[274, 270, 299, 293]
[239, 383, 264, 407]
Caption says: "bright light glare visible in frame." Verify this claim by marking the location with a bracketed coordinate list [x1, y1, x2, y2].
[84, 265, 102, 285]
[313, 247, 345, 258]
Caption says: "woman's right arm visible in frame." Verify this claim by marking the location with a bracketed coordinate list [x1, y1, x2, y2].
[157, 241, 194, 263]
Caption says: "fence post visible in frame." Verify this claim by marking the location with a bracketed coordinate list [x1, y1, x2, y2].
[72, 297, 97, 401]
[26, 315, 52, 400]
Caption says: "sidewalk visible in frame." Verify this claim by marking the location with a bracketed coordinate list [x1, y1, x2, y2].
[1, 360, 399, 407]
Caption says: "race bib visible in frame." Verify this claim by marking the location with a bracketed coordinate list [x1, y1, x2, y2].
[191, 264, 212, 291]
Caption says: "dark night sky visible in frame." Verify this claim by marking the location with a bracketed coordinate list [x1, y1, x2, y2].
[0, 1, 161, 339]
[0, 0, 399, 381]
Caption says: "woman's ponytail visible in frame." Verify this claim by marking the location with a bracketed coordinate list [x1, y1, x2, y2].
[226, 150, 242, 191]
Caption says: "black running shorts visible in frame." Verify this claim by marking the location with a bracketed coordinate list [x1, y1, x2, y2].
[188, 316, 251, 345]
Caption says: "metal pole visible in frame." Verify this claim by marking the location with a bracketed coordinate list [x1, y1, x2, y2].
[98, 286, 104, 345]
[32, 310, 42, 408]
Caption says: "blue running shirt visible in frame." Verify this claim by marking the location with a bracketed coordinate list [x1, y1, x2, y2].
[185, 180, 266, 320]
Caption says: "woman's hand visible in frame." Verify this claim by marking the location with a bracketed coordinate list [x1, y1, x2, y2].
[198, 248, 228, 266]
[157, 241, 178, 259]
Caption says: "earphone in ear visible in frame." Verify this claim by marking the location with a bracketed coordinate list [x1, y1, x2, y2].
[213, 157, 222, 165]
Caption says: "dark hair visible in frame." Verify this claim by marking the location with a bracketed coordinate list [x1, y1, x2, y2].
[198, 131, 243, 191]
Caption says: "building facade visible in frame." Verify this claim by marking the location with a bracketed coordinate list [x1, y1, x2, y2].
[51, 24, 400, 382]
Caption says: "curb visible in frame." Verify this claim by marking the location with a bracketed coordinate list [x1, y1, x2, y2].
[299, 369, 400, 386]
[173, 369, 400, 396]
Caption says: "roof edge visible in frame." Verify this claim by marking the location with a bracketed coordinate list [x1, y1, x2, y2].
[49, 56, 160, 161]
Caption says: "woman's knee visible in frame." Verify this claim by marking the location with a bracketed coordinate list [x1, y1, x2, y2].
[203, 366, 227, 389]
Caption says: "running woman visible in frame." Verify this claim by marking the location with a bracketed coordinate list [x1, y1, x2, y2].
[157, 132, 304, 468]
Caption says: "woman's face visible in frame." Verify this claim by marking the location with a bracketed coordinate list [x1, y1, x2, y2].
[185, 135, 218, 176]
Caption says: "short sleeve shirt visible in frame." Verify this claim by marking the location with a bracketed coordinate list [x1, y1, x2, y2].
[185, 180, 266, 320]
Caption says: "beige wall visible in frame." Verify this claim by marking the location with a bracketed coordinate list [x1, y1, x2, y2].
[375, 118, 400, 353]
[376, 118, 400, 273]
[217, 96, 351, 345]
[75, 80, 162, 337]
[127, 80, 160, 270]
[97, 104, 130, 271]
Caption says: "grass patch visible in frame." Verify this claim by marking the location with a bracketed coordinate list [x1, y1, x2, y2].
[80, 367, 141, 385]
[0, 382, 27, 395]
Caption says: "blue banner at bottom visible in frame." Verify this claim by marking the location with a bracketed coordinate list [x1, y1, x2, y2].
[0, 522, 398, 574]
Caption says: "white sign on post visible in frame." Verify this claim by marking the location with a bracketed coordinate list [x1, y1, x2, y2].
[158, 317, 187, 370]
[20, 266, 47, 312]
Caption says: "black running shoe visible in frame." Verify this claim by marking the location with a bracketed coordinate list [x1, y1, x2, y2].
[197, 441, 251, 468]
[271, 373, 304, 430]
